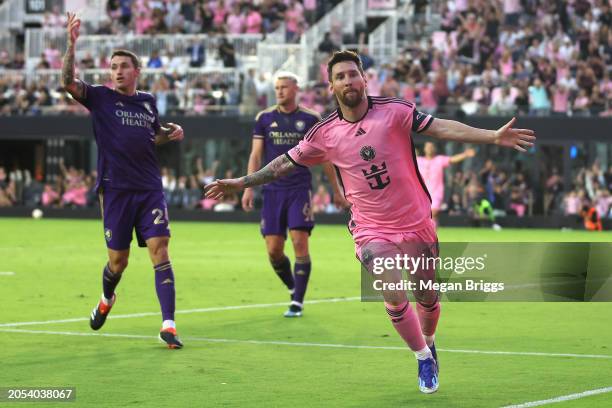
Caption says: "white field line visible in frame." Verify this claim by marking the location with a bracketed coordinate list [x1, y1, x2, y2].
[1, 328, 612, 360]
[0, 297, 361, 328]
[0, 272, 15, 276]
[500, 386, 612, 407]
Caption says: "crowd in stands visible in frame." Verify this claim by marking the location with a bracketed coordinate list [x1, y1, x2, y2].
[305, 0, 612, 117]
[1, 0, 610, 116]
[40, 0, 337, 39]
[561, 161, 612, 219]
[3, 153, 610, 224]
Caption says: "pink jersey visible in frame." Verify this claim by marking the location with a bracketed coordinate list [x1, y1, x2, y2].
[416, 155, 451, 209]
[288, 96, 434, 234]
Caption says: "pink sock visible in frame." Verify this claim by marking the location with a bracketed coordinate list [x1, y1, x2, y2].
[416, 301, 441, 337]
[385, 301, 426, 351]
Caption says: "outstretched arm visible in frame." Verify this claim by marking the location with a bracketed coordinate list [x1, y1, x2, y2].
[449, 148, 476, 164]
[423, 117, 535, 152]
[61, 12, 85, 100]
[205, 154, 296, 200]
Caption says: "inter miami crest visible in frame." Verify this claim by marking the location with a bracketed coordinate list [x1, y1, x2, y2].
[360, 145, 376, 162]
[295, 120, 305, 131]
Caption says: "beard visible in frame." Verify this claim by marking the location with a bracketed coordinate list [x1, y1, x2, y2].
[337, 89, 364, 108]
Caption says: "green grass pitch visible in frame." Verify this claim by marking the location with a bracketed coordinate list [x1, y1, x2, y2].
[0, 218, 611, 407]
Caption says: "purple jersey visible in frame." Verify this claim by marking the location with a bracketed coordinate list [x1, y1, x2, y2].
[76, 82, 162, 191]
[253, 105, 320, 190]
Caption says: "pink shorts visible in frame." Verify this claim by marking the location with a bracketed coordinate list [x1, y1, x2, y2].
[354, 220, 439, 305]
[353, 219, 437, 262]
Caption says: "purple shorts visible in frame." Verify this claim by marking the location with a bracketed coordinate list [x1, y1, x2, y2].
[99, 188, 170, 250]
[260, 188, 314, 237]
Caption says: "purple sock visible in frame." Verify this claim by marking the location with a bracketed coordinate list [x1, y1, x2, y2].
[271, 256, 294, 291]
[292, 256, 311, 307]
[102, 263, 122, 300]
[154, 261, 175, 321]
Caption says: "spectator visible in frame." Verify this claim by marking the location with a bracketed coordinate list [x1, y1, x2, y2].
[226, 4, 245, 34]
[245, 4, 263, 34]
[147, 50, 163, 68]
[218, 37, 236, 67]
[187, 39, 206, 67]
[528, 78, 551, 116]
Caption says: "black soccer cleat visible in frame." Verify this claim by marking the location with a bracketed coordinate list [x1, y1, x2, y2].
[159, 327, 183, 349]
[90, 294, 116, 331]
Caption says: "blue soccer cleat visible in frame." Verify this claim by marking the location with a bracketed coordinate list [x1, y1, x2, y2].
[418, 357, 439, 394]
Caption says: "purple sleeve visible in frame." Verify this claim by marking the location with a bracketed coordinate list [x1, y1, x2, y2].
[149, 94, 161, 133]
[75, 81, 104, 111]
[252, 112, 265, 139]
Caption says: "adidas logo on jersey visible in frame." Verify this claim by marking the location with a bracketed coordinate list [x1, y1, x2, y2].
[270, 121, 278, 128]
[355, 127, 366, 137]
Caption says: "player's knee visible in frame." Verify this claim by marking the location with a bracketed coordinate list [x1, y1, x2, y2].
[383, 292, 408, 306]
[109, 258, 128, 273]
[267, 249, 285, 263]
[291, 238, 309, 256]
[150, 245, 169, 264]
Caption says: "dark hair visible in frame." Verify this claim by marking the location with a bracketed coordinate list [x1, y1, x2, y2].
[326, 50, 364, 82]
[110, 49, 141, 69]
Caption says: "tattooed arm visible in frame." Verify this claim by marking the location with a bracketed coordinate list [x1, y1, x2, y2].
[243, 154, 296, 187]
[204, 154, 296, 200]
[61, 12, 85, 99]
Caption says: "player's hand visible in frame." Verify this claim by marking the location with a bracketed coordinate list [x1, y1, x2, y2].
[66, 12, 80, 45]
[241, 187, 255, 212]
[464, 148, 476, 158]
[332, 191, 351, 210]
[205, 178, 245, 200]
[494, 117, 536, 152]
[165, 123, 184, 142]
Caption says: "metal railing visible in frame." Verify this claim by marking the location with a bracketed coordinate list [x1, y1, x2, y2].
[257, 43, 307, 84]
[25, 28, 263, 67]
[257, 0, 368, 84]
[1, 67, 240, 89]
[368, 14, 399, 65]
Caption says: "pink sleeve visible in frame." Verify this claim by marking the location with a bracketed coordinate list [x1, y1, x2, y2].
[440, 156, 451, 168]
[287, 127, 328, 167]
[287, 138, 328, 168]
[398, 101, 434, 134]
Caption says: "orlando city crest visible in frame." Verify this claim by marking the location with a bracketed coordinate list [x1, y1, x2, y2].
[295, 120, 305, 131]
[360, 146, 376, 162]
[104, 228, 112, 242]
[143, 102, 153, 114]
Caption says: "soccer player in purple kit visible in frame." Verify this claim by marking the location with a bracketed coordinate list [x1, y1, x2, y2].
[61, 12, 184, 348]
[241, 71, 347, 317]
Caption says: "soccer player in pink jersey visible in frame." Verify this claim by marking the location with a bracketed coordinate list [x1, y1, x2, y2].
[417, 142, 475, 227]
[205, 51, 535, 394]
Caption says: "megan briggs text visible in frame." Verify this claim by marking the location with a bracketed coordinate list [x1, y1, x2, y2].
[372, 279, 505, 293]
